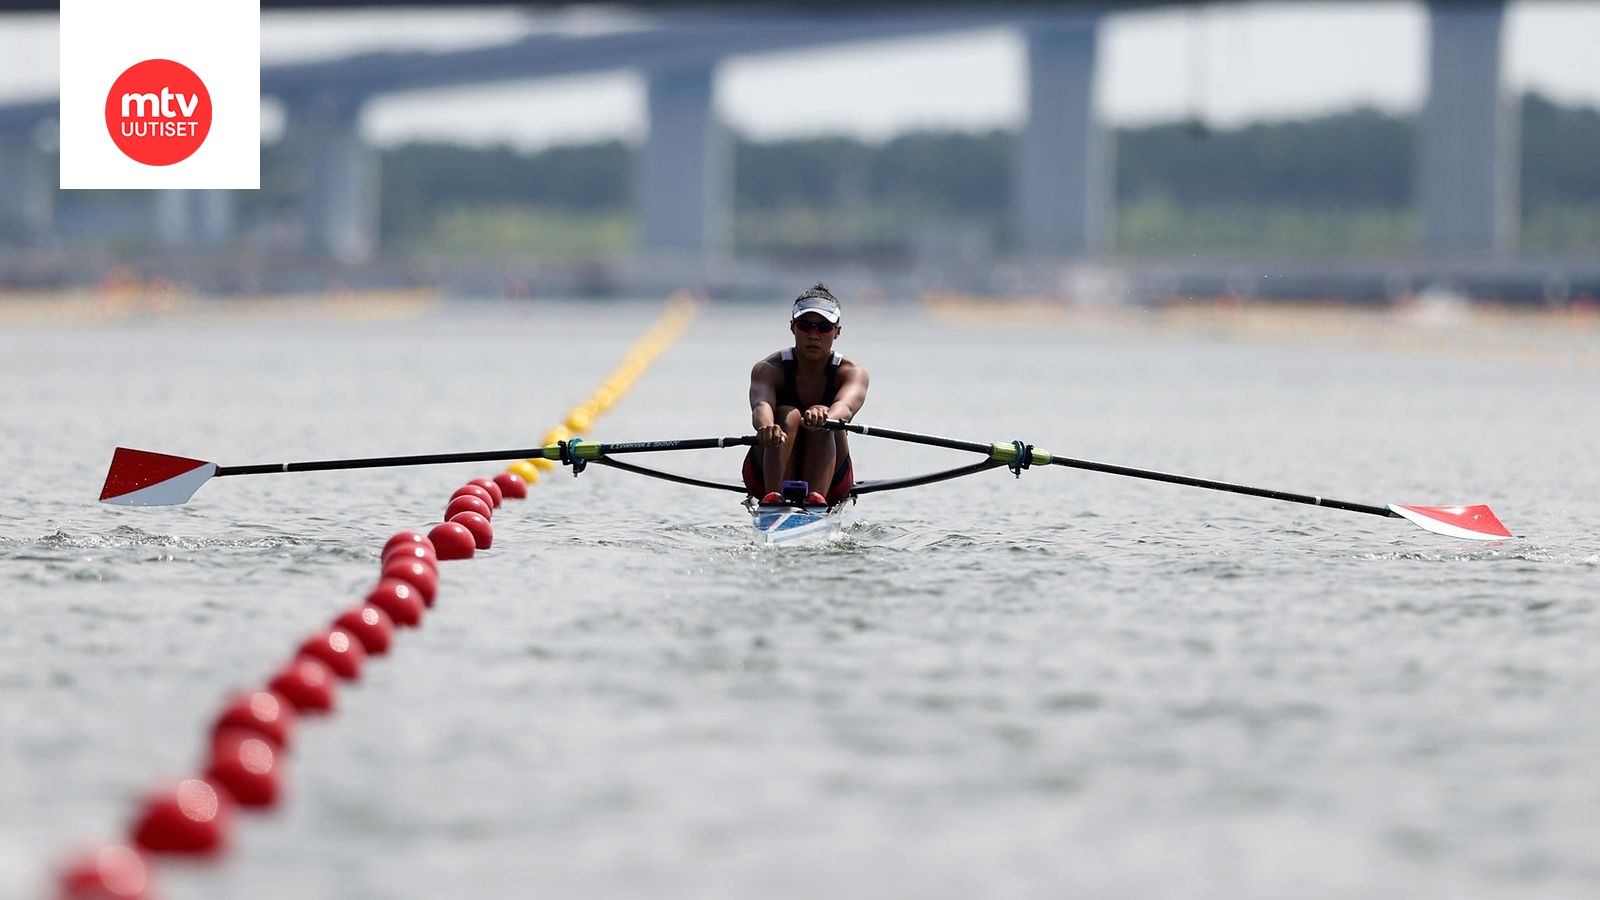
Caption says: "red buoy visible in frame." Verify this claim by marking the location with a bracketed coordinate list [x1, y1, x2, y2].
[206, 730, 282, 808]
[468, 477, 504, 507]
[492, 471, 527, 500]
[268, 656, 337, 713]
[444, 494, 492, 521]
[212, 690, 294, 750]
[381, 541, 438, 571]
[365, 578, 424, 626]
[298, 628, 366, 681]
[56, 844, 152, 899]
[130, 778, 232, 856]
[427, 522, 476, 560]
[381, 558, 438, 607]
[451, 484, 496, 512]
[333, 605, 393, 655]
[449, 511, 493, 550]
[381, 531, 433, 559]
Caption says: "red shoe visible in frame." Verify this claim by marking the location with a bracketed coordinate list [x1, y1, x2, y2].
[805, 492, 827, 505]
[761, 492, 783, 504]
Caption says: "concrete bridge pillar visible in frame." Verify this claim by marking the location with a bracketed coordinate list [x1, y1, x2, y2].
[195, 190, 235, 246]
[1015, 13, 1109, 258]
[154, 191, 190, 247]
[639, 63, 728, 262]
[0, 129, 54, 243]
[153, 190, 235, 248]
[1420, 1, 1515, 256]
[286, 97, 378, 263]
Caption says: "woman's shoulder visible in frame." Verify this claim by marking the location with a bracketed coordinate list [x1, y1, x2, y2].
[750, 350, 784, 377]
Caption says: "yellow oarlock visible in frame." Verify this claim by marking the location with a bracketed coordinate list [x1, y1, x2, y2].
[988, 442, 1056, 467]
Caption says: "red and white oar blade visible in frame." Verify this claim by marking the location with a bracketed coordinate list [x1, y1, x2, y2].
[99, 448, 219, 506]
[1388, 504, 1512, 541]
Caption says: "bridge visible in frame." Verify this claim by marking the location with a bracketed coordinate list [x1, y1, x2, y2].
[0, 2, 1516, 265]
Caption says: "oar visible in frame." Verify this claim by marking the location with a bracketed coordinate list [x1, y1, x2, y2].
[827, 420, 1511, 541]
[99, 435, 758, 506]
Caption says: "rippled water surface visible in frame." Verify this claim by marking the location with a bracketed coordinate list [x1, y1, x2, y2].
[2, 300, 1597, 899]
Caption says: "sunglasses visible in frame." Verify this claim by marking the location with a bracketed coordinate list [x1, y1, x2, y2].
[793, 319, 837, 334]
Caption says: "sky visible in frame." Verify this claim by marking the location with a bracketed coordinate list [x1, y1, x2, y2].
[1, 1, 1598, 149]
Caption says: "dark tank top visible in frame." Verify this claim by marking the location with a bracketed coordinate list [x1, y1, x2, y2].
[776, 347, 842, 410]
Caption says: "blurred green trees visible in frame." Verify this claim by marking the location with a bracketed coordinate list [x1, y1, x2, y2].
[321, 92, 1600, 258]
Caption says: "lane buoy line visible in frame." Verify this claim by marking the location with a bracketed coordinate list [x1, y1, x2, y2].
[508, 290, 696, 482]
[55, 293, 698, 899]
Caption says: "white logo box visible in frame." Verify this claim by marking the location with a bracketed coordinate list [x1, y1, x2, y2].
[60, 0, 259, 189]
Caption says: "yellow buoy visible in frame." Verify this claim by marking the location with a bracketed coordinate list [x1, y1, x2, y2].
[508, 460, 541, 485]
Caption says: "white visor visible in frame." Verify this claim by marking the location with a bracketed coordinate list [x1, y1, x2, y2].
[791, 296, 842, 323]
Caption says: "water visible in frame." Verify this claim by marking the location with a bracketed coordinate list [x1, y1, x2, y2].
[2, 299, 1597, 899]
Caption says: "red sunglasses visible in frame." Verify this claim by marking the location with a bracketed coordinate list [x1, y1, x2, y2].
[793, 319, 837, 334]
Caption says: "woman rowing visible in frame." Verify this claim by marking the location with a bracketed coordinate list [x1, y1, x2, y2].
[744, 283, 870, 506]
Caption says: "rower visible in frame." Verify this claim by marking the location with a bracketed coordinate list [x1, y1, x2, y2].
[744, 283, 870, 506]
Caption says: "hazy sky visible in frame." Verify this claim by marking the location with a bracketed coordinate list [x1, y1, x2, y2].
[2, 1, 1598, 149]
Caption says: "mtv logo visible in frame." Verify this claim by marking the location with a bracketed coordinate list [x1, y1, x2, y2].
[60, 0, 258, 189]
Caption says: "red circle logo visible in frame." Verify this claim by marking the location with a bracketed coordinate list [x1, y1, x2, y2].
[104, 59, 212, 167]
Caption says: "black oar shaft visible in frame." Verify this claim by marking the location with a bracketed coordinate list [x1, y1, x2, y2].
[219, 448, 545, 476]
[841, 422, 992, 455]
[1045, 456, 1396, 518]
[586, 436, 756, 455]
[216, 435, 758, 478]
[829, 420, 1399, 520]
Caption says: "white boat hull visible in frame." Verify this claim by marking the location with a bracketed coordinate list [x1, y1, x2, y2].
[748, 503, 846, 545]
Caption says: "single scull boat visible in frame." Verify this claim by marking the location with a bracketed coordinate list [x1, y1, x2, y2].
[97, 421, 1514, 544]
